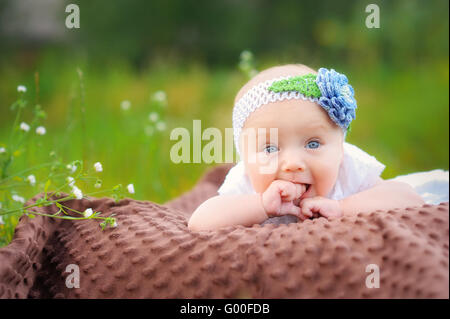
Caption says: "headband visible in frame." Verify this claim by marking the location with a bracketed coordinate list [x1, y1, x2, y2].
[232, 67, 357, 156]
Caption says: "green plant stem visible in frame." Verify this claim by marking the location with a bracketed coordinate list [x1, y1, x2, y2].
[0, 195, 74, 217]
[58, 203, 85, 216]
[77, 68, 87, 163]
[9, 102, 23, 148]
[0, 162, 55, 184]
[0, 185, 119, 218]
[47, 161, 84, 198]
[27, 211, 105, 221]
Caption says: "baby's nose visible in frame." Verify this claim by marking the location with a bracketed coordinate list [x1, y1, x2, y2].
[281, 153, 306, 172]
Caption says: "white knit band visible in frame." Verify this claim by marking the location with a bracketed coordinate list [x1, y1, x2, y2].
[233, 75, 320, 157]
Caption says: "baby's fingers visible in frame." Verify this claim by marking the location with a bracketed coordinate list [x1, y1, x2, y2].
[275, 181, 298, 201]
[298, 212, 308, 221]
[279, 201, 301, 217]
[299, 199, 315, 218]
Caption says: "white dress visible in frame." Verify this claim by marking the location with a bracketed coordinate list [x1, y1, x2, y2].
[218, 142, 449, 205]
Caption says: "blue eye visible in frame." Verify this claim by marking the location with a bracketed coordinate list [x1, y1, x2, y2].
[306, 141, 320, 149]
[264, 145, 279, 154]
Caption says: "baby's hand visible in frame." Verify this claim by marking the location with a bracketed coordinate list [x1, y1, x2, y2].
[261, 180, 306, 218]
[298, 196, 343, 221]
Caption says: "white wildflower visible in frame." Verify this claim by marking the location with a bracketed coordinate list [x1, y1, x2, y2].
[72, 186, 83, 200]
[66, 164, 77, 173]
[156, 121, 166, 131]
[12, 195, 25, 203]
[240, 50, 253, 61]
[148, 112, 159, 122]
[111, 220, 118, 228]
[94, 162, 103, 172]
[17, 85, 27, 93]
[27, 174, 36, 186]
[127, 183, 135, 194]
[66, 176, 75, 187]
[0, 215, 3, 225]
[84, 208, 93, 218]
[20, 122, 30, 132]
[121, 100, 131, 111]
[0, 147, 5, 154]
[36, 126, 46, 135]
[152, 91, 167, 103]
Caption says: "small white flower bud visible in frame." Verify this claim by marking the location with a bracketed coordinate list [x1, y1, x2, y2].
[27, 174, 36, 186]
[12, 195, 25, 203]
[121, 100, 131, 111]
[36, 126, 46, 135]
[72, 186, 83, 200]
[84, 208, 93, 218]
[94, 162, 103, 172]
[20, 122, 30, 132]
[156, 121, 166, 131]
[66, 164, 77, 173]
[149, 112, 159, 122]
[67, 176, 75, 187]
[152, 91, 167, 104]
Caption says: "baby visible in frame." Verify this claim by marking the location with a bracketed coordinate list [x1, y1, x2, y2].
[188, 64, 426, 231]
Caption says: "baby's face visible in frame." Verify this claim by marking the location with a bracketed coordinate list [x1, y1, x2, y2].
[240, 98, 344, 199]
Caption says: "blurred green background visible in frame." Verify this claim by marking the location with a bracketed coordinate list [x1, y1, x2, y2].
[0, 0, 448, 244]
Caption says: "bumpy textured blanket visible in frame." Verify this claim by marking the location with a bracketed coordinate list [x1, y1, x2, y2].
[0, 164, 448, 298]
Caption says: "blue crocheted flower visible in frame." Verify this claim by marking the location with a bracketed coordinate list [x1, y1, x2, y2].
[315, 68, 357, 130]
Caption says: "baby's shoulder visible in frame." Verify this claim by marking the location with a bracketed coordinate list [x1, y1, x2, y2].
[342, 142, 384, 169]
[217, 161, 255, 196]
[334, 142, 385, 196]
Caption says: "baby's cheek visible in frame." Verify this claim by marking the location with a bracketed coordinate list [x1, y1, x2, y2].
[314, 162, 341, 196]
[246, 163, 275, 193]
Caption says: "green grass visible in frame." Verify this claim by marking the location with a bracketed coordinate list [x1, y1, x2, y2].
[0, 55, 448, 247]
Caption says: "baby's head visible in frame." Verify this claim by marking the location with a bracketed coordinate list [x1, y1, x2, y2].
[233, 64, 357, 199]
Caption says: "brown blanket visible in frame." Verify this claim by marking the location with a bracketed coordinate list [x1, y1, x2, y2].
[0, 164, 448, 298]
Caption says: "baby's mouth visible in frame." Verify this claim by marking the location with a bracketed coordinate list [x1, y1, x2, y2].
[294, 184, 310, 206]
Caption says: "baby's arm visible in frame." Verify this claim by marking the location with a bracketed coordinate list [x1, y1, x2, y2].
[300, 178, 425, 219]
[188, 180, 305, 231]
[338, 178, 425, 215]
[188, 194, 268, 231]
